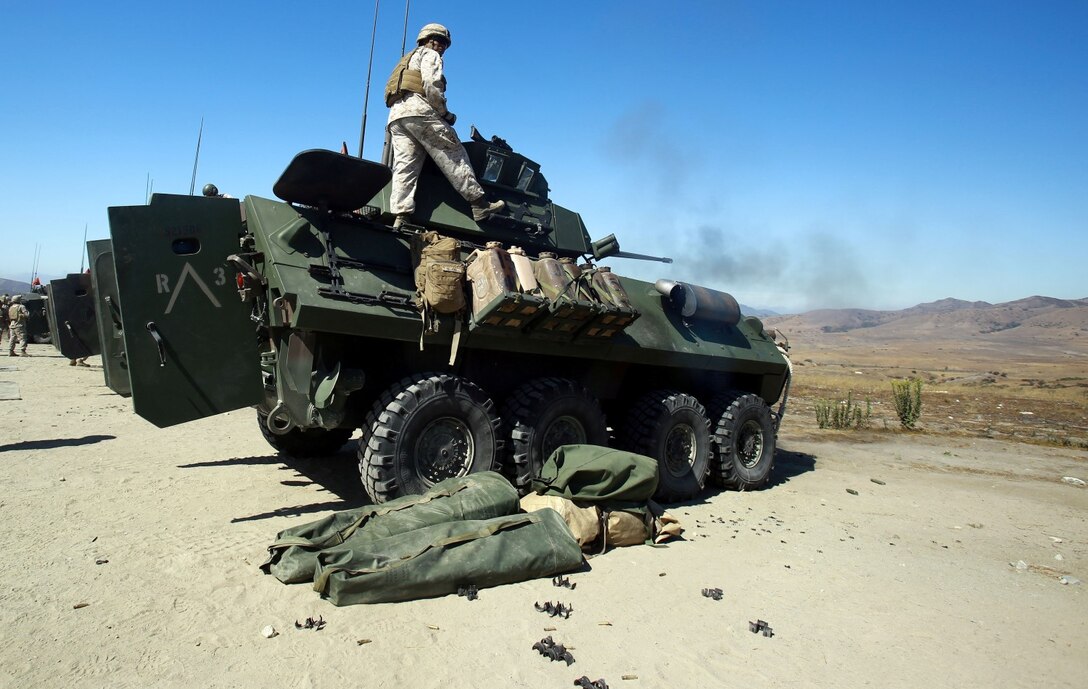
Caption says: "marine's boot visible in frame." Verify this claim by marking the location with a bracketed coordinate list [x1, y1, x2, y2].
[393, 213, 411, 229]
[69, 359, 77, 366]
[471, 197, 505, 222]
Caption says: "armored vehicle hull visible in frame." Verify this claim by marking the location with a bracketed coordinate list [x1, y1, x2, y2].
[105, 140, 790, 504]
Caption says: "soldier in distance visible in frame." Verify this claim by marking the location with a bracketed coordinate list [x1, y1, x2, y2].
[384, 22, 504, 229]
[0, 294, 9, 346]
[7, 295, 30, 356]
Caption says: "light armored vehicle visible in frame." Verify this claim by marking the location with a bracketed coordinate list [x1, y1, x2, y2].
[105, 133, 791, 503]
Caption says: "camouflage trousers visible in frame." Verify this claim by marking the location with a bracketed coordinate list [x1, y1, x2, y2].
[388, 115, 484, 215]
[7, 324, 27, 354]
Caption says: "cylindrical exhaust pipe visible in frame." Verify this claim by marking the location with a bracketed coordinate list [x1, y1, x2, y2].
[654, 280, 741, 325]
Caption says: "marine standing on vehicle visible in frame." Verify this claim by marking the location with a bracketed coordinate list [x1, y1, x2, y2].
[385, 22, 505, 229]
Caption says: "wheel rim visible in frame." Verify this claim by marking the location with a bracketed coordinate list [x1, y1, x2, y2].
[663, 423, 697, 476]
[736, 419, 765, 468]
[541, 415, 586, 456]
[414, 416, 474, 483]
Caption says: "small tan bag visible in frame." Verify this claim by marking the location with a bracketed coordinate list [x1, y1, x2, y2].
[604, 510, 649, 547]
[519, 493, 600, 548]
[412, 232, 466, 364]
[415, 232, 466, 315]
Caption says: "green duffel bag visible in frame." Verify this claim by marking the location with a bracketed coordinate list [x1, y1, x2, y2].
[261, 471, 519, 584]
[531, 445, 658, 509]
[313, 508, 583, 605]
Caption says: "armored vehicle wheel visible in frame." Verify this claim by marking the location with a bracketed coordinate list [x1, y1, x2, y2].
[709, 392, 776, 490]
[503, 377, 609, 490]
[622, 390, 711, 502]
[360, 373, 504, 503]
[256, 411, 354, 458]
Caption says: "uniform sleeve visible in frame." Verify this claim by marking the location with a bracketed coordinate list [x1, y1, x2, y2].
[418, 48, 449, 117]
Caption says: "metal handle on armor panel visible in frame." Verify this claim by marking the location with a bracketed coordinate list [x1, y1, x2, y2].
[145, 322, 167, 368]
[104, 295, 123, 329]
[226, 254, 265, 285]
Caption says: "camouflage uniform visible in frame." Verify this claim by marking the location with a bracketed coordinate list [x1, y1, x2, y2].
[0, 296, 9, 346]
[387, 46, 485, 215]
[8, 299, 29, 356]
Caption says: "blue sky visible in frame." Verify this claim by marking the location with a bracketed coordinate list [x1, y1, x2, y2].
[2, 1, 1084, 312]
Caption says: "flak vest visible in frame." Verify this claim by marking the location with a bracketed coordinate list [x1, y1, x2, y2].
[384, 48, 425, 106]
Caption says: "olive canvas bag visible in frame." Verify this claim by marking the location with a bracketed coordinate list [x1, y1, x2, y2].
[313, 508, 584, 605]
[530, 444, 659, 509]
[260, 472, 518, 584]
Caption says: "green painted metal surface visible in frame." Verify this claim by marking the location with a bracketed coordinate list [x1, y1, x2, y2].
[46, 272, 100, 360]
[22, 293, 51, 344]
[107, 193, 262, 428]
[104, 140, 789, 436]
[87, 239, 131, 396]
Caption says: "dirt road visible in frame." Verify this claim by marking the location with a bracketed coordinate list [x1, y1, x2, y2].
[2, 350, 1086, 688]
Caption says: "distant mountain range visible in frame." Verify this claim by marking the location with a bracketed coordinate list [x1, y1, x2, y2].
[764, 296, 1088, 344]
[0, 278, 30, 296]
[739, 304, 779, 318]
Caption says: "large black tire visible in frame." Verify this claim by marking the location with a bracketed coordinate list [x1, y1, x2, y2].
[256, 411, 354, 458]
[622, 390, 711, 502]
[708, 391, 776, 490]
[502, 377, 609, 490]
[360, 373, 504, 503]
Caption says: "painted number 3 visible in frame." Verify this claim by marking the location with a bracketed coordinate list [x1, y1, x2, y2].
[214, 267, 226, 286]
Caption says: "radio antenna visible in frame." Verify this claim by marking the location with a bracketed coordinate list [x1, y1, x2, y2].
[189, 116, 204, 195]
[30, 243, 41, 285]
[382, 0, 411, 166]
[357, 0, 382, 158]
[78, 223, 88, 272]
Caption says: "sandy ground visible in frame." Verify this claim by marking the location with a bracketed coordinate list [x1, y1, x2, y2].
[2, 348, 1087, 689]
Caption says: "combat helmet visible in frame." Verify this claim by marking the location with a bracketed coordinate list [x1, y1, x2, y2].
[11, 295, 22, 304]
[202, 183, 220, 197]
[416, 23, 451, 46]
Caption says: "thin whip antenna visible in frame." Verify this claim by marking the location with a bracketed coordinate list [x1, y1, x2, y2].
[357, 0, 382, 158]
[31, 243, 41, 284]
[383, 0, 411, 166]
[145, 172, 151, 204]
[189, 116, 204, 195]
[79, 223, 88, 273]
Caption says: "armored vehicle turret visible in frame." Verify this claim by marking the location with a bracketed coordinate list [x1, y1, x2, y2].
[105, 133, 791, 503]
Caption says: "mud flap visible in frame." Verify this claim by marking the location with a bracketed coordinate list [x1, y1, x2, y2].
[107, 193, 262, 428]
